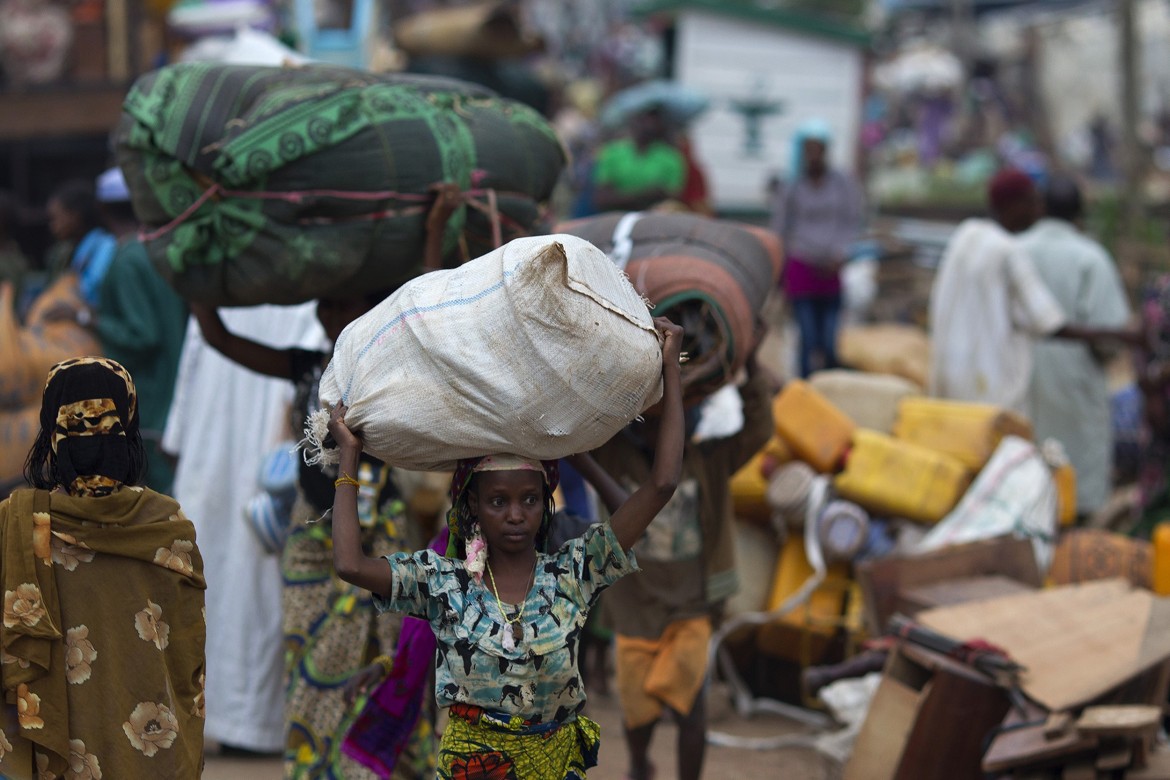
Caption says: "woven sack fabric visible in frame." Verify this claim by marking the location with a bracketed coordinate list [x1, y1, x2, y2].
[116, 63, 565, 306]
[315, 234, 663, 471]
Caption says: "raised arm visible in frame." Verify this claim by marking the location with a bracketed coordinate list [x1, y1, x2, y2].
[327, 403, 394, 596]
[189, 302, 293, 379]
[565, 451, 629, 515]
[608, 318, 685, 550]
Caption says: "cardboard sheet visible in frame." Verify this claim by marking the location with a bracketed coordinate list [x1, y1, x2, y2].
[918, 579, 1170, 711]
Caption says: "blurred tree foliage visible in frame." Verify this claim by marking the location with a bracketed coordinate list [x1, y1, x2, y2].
[1086, 193, 1166, 254]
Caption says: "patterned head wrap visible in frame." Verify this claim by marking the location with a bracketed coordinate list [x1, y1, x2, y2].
[988, 168, 1037, 213]
[39, 357, 139, 497]
[445, 455, 560, 557]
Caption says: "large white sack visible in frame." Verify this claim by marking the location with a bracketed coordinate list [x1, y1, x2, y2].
[313, 234, 664, 471]
[914, 435, 1058, 572]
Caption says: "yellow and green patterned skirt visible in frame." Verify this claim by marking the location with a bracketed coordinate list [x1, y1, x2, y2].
[438, 703, 600, 780]
[282, 497, 437, 779]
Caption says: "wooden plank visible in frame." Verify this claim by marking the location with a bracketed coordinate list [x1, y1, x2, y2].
[0, 87, 128, 142]
[1076, 705, 1161, 738]
[984, 713, 1098, 773]
[1096, 743, 1132, 771]
[1060, 764, 1097, 780]
[898, 574, 1037, 616]
[1044, 712, 1074, 740]
[844, 675, 920, 780]
[856, 535, 1041, 635]
[894, 659, 1010, 780]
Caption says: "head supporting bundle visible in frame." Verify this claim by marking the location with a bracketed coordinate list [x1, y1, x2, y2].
[445, 455, 560, 577]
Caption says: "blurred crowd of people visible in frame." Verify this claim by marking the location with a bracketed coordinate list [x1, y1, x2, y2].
[7, 2, 1170, 775]
[0, 70, 761, 778]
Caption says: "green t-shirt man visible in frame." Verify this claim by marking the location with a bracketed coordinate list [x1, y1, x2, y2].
[594, 138, 686, 198]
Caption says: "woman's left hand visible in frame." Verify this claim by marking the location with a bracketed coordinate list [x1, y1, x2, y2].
[328, 402, 362, 452]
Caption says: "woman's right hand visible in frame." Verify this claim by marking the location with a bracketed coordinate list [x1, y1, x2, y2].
[343, 661, 386, 707]
[328, 402, 362, 452]
[426, 182, 462, 233]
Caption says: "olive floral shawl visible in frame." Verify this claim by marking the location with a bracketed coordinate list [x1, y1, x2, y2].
[0, 486, 207, 779]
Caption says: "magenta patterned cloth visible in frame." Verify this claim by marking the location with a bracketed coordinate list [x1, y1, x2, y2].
[341, 528, 448, 777]
[783, 254, 842, 298]
[1139, 274, 1170, 508]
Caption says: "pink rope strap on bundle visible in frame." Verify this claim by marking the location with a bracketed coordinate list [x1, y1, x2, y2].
[138, 180, 526, 252]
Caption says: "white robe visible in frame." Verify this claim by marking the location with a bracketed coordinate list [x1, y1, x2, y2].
[163, 304, 325, 751]
[928, 218, 1066, 414]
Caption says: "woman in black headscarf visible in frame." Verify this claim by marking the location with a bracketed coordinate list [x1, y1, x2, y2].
[0, 357, 206, 779]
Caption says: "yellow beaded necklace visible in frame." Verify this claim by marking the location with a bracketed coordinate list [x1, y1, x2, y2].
[486, 559, 536, 650]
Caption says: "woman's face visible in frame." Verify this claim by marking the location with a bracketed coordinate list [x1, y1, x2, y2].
[467, 470, 545, 556]
[47, 198, 82, 242]
[803, 139, 828, 176]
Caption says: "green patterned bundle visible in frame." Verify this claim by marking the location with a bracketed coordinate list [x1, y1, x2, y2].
[115, 63, 566, 306]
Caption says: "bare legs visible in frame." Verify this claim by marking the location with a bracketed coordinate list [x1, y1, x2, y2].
[624, 720, 656, 780]
[623, 691, 708, 780]
[676, 691, 707, 780]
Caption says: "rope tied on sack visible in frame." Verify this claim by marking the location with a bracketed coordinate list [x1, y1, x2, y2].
[137, 180, 524, 252]
[300, 408, 338, 469]
[950, 638, 1016, 669]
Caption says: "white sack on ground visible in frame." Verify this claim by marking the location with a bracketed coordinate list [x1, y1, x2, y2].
[315, 234, 664, 471]
[915, 435, 1059, 572]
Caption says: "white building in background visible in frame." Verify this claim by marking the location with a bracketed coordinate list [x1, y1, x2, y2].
[1010, 3, 1170, 169]
[638, 0, 869, 214]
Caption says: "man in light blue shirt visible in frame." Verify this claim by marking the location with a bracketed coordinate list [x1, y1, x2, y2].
[1020, 176, 1132, 517]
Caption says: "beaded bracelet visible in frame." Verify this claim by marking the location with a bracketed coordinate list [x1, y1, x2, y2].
[334, 473, 360, 489]
[372, 654, 393, 675]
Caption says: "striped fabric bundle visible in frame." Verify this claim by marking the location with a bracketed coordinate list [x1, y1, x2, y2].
[559, 212, 782, 400]
[116, 63, 566, 306]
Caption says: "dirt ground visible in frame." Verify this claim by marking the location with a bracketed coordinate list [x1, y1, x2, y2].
[201, 677, 839, 780]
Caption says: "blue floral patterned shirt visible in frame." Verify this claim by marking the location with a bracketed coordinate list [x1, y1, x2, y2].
[375, 522, 636, 724]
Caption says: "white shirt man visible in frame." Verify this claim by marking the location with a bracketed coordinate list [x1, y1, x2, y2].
[929, 215, 1066, 414]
